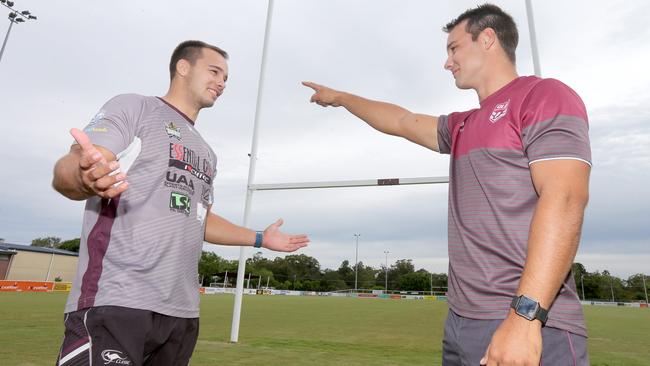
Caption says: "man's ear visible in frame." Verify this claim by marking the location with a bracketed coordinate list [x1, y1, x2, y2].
[480, 27, 497, 50]
[175, 59, 191, 78]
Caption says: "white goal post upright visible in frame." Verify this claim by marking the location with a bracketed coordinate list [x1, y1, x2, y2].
[229, 0, 542, 343]
[525, 0, 542, 77]
[229, 0, 275, 343]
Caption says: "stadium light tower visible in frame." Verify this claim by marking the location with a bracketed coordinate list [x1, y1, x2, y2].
[353, 233, 360, 292]
[383, 250, 389, 293]
[0, 0, 37, 64]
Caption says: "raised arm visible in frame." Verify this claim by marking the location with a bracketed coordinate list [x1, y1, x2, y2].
[52, 128, 128, 200]
[302, 81, 440, 152]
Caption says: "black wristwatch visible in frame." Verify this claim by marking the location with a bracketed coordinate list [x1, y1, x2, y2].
[510, 295, 548, 326]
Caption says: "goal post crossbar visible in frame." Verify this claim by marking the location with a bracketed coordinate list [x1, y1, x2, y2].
[249, 176, 449, 191]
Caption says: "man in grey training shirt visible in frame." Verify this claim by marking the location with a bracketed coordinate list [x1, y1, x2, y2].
[52, 40, 310, 366]
[303, 4, 590, 366]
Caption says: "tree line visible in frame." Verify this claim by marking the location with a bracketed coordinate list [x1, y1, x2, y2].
[27, 237, 649, 301]
[30, 236, 80, 252]
[199, 251, 448, 293]
[572, 263, 649, 303]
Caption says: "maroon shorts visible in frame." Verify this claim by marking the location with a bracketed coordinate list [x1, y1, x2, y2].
[56, 306, 199, 366]
[442, 310, 589, 365]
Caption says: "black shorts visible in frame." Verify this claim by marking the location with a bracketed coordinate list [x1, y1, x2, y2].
[442, 310, 589, 365]
[56, 306, 199, 366]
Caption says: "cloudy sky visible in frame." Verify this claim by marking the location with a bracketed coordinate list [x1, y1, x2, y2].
[1, 0, 648, 278]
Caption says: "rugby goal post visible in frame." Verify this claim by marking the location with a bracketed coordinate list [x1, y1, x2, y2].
[229, 0, 542, 343]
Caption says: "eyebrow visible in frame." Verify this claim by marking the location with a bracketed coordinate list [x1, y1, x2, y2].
[208, 65, 225, 72]
[208, 65, 228, 80]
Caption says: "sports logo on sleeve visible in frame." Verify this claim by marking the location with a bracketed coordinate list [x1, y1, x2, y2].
[489, 99, 510, 123]
[84, 110, 109, 133]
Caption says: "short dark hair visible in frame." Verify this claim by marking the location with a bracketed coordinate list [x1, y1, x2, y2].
[169, 40, 229, 80]
[443, 4, 518, 63]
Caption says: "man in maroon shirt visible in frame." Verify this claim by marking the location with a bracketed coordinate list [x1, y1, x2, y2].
[303, 4, 590, 366]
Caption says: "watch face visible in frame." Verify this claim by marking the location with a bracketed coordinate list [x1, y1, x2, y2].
[516, 296, 539, 320]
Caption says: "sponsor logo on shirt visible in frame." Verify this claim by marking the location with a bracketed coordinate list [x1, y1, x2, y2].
[489, 99, 510, 123]
[168, 143, 214, 184]
[101, 349, 131, 365]
[170, 191, 191, 216]
[165, 171, 195, 194]
[164, 122, 182, 140]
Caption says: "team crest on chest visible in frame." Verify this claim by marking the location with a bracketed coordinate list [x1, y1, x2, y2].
[165, 122, 182, 140]
[489, 99, 510, 123]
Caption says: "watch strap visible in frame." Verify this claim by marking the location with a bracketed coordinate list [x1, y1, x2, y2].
[253, 231, 264, 248]
[536, 304, 549, 325]
[511, 295, 548, 326]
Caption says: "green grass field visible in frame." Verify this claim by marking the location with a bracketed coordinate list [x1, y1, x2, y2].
[0, 293, 648, 365]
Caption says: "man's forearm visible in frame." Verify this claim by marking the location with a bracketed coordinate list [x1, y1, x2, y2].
[304, 82, 439, 150]
[336, 92, 412, 136]
[52, 154, 92, 201]
[204, 212, 256, 246]
[336, 93, 439, 150]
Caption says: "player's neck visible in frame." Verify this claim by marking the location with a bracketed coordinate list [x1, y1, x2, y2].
[475, 64, 519, 102]
[161, 88, 200, 122]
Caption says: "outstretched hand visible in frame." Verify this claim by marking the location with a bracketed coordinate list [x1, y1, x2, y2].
[302, 81, 343, 107]
[70, 128, 128, 199]
[261, 218, 309, 252]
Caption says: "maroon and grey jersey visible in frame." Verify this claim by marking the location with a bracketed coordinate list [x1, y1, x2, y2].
[65, 94, 217, 318]
[437, 76, 591, 336]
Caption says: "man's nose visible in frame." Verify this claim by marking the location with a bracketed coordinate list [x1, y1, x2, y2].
[444, 55, 453, 71]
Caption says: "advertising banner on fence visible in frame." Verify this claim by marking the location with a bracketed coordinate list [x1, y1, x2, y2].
[0, 280, 55, 292]
[53, 282, 72, 292]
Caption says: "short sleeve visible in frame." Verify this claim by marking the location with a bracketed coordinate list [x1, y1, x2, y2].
[437, 115, 452, 154]
[81, 94, 144, 155]
[520, 79, 591, 166]
[437, 111, 475, 155]
[208, 148, 218, 205]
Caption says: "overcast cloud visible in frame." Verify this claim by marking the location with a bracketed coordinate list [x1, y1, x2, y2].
[0, 0, 648, 278]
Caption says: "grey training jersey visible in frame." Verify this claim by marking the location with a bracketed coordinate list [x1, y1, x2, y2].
[438, 77, 591, 336]
[65, 94, 217, 318]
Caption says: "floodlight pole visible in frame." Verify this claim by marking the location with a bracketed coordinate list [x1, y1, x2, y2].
[384, 250, 389, 293]
[0, 1, 37, 65]
[45, 252, 55, 281]
[353, 233, 360, 292]
[0, 18, 14, 63]
[643, 274, 648, 305]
